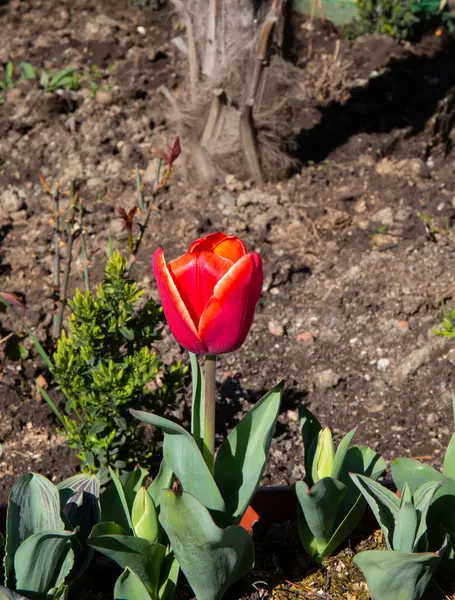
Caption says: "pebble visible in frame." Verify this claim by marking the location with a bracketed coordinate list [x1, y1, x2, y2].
[397, 320, 409, 330]
[296, 331, 314, 344]
[0, 188, 23, 215]
[268, 321, 284, 337]
[316, 369, 340, 390]
[377, 358, 390, 371]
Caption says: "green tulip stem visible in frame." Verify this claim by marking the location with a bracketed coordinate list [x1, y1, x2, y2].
[203, 354, 217, 472]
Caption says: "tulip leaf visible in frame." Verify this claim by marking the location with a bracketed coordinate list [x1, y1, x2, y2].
[114, 568, 151, 600]
[354, 541, 447, 600]
[190, 353, 205, 452]
[159, 490, 254, 600]
[99, 469, 134, 535]
[14, 531, 75, 598]
[214, 383, 282, 524]
[350, 473, 400, 550]
[148, 461, 173, 508]
[88, 534, 166, 597]
[5, 473, 65, 587]
[331, 428, 357, 481]
[391, 458, 446, 495]
[91, 521, 127, 537]
[158, 551, 179, 600]
[413, 481, 442, 550]
[295, 478, 346, 560]
[443, 432, 455, 480]
[393, 503, 418, 553]
[130, 410, 225, 513]
[299, 405, 322, 484]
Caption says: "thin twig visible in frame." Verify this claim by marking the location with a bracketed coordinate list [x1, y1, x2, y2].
[78, 197, 90, 292]
[53, 183, 77, 340]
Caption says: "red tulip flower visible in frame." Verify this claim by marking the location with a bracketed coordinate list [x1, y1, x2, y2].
[153, 232, 263, 355]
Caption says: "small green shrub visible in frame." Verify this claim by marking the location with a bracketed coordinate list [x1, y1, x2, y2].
[349, 0, 421, 39]
[52, 251, 186, 481]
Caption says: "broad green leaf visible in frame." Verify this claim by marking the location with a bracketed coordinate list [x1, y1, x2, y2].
[354, 542, 447, 600]
[393, 503, 418, 552]
[5, 473, 65, 587]
[0, 587, 28, 600]
[299, 405, 322, 483]
[158, 551, 179, 600]
[350, 473, 400, 550]
[130, 410, 225, 513]
[14, 531, 75, 598]
[190, 353, 205, 451]
[100, 469, 134, 534]
[91, 522, 126, 537]
[114, 568, 151, 600]
[295, 478, 345, 544]
[88, 534, 166, 597]
[391, 458, 445, 495]
[122, 466, 150, 512]
[214, 383, 282, 524]
[321, 492, 368, 560]
[159, 490, 254, 600]
[335, 446, 386, 530]
[49, 67, 77, 88]
[331, 428, 357, 481]
[413, 481, 442, 550]
[443, 432, 455, 479]
[148, 461, 173, 508]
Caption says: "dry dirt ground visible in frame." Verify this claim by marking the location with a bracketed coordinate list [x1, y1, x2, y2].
[2, 3, 455, 595]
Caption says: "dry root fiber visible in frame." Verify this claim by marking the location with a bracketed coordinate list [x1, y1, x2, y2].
[166, 0, 304, 184]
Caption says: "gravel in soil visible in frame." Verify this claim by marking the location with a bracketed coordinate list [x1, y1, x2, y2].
[2, 1, 455, 596]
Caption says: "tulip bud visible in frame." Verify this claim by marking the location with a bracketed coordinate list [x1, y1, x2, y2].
[313, 427, 335, 482]
[131, 486, 159, 543]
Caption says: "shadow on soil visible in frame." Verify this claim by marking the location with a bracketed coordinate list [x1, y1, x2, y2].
[296, 37, 455, 163]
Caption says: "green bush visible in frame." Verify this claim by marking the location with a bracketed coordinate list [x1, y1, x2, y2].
[349, 0, 421, 39]
[52, 252, 186, 481]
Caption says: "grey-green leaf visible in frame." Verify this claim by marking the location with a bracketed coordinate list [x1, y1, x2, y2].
[354, 543, 447, 600]
[88, 534, 166, 597]
[350, 473, 400, 550]
[130, 410, 225, 513]
[148, 461, 173, 508]
[393, 503, 418, 552]
[443, 432, 455, 479]
[159, 490, 254, 600]
[114, 568, 151, 600]
[14, 531, 75, 598]
[295, 478, 345, 546]
[5, 473, 65, 587]
[214, 383, 282, 524]
[331, 428, 357, 481]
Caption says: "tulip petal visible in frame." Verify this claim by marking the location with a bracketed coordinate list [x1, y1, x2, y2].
[198, 253, 263, 354]
[188, 232, 247, 263]
[168, 251, 232, 325]
[153, 249, 207, 354]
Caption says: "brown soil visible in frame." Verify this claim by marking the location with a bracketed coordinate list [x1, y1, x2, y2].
[2, 0, 455, 597]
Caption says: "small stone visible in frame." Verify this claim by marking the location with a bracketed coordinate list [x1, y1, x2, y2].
[286, 409, 298, 422]
[377, 358, 390, 371]
[137, 26, 146, 35]
[372, 207, 394, 226]
[316, 369, 340, 390]
[397, 320, 409, 330]
[268, 321, 284, 336]
[95, 90, 113, 105]
[10, 209, 28, 222]
[0, 188, 23, 215]
[296, 331, 314, 344]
